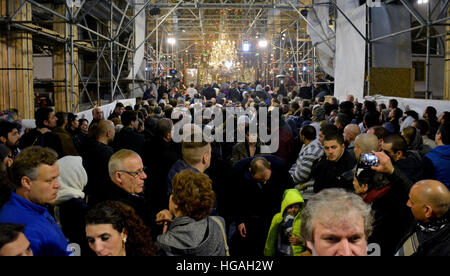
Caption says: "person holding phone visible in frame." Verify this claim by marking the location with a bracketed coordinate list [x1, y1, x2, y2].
[353, 150, 416, 255]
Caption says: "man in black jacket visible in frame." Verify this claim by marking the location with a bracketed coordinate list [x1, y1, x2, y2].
[231, 156, 293, 256]
[82, 120, 115, 207]
[142, 118, 181, 216]
[18, 107, 63, 158]
[311, 133, 356, 193]
[112, 110, 145, 154]
[106, 149, 151, 227]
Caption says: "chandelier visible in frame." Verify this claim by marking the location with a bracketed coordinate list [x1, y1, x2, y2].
[208, 33, 238, 72]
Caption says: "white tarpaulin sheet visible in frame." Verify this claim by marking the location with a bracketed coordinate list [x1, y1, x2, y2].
[334, 5, 367, 100]
[127, 3, 146, 80]
[337, 0, 360, 12]
[365, 95, 450, 118]
[371, 4, 412, 68]
[307, 0, 335, 76]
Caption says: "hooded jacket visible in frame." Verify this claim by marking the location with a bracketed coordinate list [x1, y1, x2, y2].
[424, 145, 450, 188]
[264, 189, 305, 256]
[156, 216, 227, 256]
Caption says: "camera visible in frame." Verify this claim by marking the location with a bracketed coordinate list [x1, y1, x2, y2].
[359, 153, 379, 167]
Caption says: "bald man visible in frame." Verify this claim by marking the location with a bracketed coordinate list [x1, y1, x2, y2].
[344, 124, 360, 160]
[397, 180, 450, 256]
[82, 120, 116, 206]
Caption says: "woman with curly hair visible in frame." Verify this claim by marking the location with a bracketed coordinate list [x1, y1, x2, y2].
[85, 201, 157, 256]
[155, 169, 228, 256]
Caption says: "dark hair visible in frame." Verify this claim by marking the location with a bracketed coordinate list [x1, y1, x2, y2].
[425, 106, 437, 120]
[115, 102, 125, 109]
[414, 119, 430, 136]
[55, 112, 67, 128]
[405, 110, 419, 121]
[290, 102, 300, 112]
[389, 99, 398, 109]
[300, 125, 316, 141]
[324, 133, 345, 145]
[121, 110, 138, 127]
[156, 118, 173, 139]
[67, 113, 77, 125]
[369, 126, 388, 140]
[320, 124, 339, 137]
[35, 107, 54, 128]
[364, 112, 381, 129]
[9, 146, 58, 189]
[301, 107, 312, 121]
[384, 134, 408, 155]
[339, 101, 354, 112]
[364, 101, 377, 113]
[0, 223, 25, 249]
[0, 120, 18, 139]
[336, 113, 352, 129]
[85, 201, 156, 256]
[355, 168, 390, 191]
[438, 123, 450, 145]
[78, 118, 88, 126]
[125, 106, 133, 112]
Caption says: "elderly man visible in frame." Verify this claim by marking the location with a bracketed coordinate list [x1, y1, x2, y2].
[344, 124, 361, 160]
[300, 188, 374, 256]
[106, 149, 150, 226]
[397, 180, 450, 256]
[0, 147, 70, 256]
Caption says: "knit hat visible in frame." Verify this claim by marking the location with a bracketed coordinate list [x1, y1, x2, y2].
[55, 156, 87, 205]
[312, 106, 326, 121]
[0, 144, 10, 162]
[383, 122, 396, 134]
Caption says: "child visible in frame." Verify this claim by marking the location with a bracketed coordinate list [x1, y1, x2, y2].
[264, 189, 305, 256]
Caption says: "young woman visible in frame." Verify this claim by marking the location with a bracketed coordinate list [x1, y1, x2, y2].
[85, 201, 157, 256]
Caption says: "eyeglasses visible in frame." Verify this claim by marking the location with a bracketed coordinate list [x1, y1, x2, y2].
[117, 167, 146, 178]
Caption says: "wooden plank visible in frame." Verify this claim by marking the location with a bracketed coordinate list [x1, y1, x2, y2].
[0, 28, 5, 111]
[17, 0, 24, 116]
[27, 2, 34, 119]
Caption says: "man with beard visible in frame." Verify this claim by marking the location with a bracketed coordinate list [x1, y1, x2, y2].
[0, 120, 21, 159]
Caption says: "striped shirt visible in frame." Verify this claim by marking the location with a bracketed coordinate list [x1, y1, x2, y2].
[289, 139, 324, 184]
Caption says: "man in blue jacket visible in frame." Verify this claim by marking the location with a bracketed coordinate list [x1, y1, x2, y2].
[423, 123, 450, 188]
[0, 146, 71, 256]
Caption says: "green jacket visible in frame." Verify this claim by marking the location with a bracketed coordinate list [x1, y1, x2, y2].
[264, 189, 305, 256]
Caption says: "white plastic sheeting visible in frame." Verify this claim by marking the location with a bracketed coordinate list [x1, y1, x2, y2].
[127, 2, 146, 80]
[76, 98, 137, 124]
[306, 0, 335, 76]
[337, 0, 360, 12]
[365, 95, 450, 117]
[371, 4, 412, 68]
[334, 5, 367, 101]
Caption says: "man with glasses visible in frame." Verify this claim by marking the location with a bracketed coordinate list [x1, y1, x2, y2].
[106, 149, 151, 227]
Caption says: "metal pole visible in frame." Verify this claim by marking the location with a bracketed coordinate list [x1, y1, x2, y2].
[366, 3, 371, 97]
[156, 16, 159, 80]
[70, 5, 75, 112]
[312, 45, 315, 99]
[425, 0, 431, 99]
[97, 21, 100, 105]
[110, 0, 114, 101]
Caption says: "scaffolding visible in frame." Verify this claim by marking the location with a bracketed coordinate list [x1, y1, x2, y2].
[0, 0, 448, 117]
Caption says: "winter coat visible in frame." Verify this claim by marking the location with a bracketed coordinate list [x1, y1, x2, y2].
[112, 126, 145, 154]
[423, 145, 450, 188]
[230, 142, 262, 165]
[264, 189, 305, 256]
[156, 216, 227, 256]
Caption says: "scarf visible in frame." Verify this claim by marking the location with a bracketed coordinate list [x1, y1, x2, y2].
[417, 213, 449, 233]
[363, 186, 391, 204]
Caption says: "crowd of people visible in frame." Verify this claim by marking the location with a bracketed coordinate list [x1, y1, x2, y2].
[0, 77, 449, 256]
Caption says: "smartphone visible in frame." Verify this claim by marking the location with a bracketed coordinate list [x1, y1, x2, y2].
[359, 153, 379, 167]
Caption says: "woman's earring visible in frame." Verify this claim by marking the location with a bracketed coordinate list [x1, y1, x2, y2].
[123, 237, 127, 244]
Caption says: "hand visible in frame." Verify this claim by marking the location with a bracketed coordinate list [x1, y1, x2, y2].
[238, 223, 247, 238]
[289, 234, 302, 245]
[156, 209, 172, 225]
[370, 151, 394, 175]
